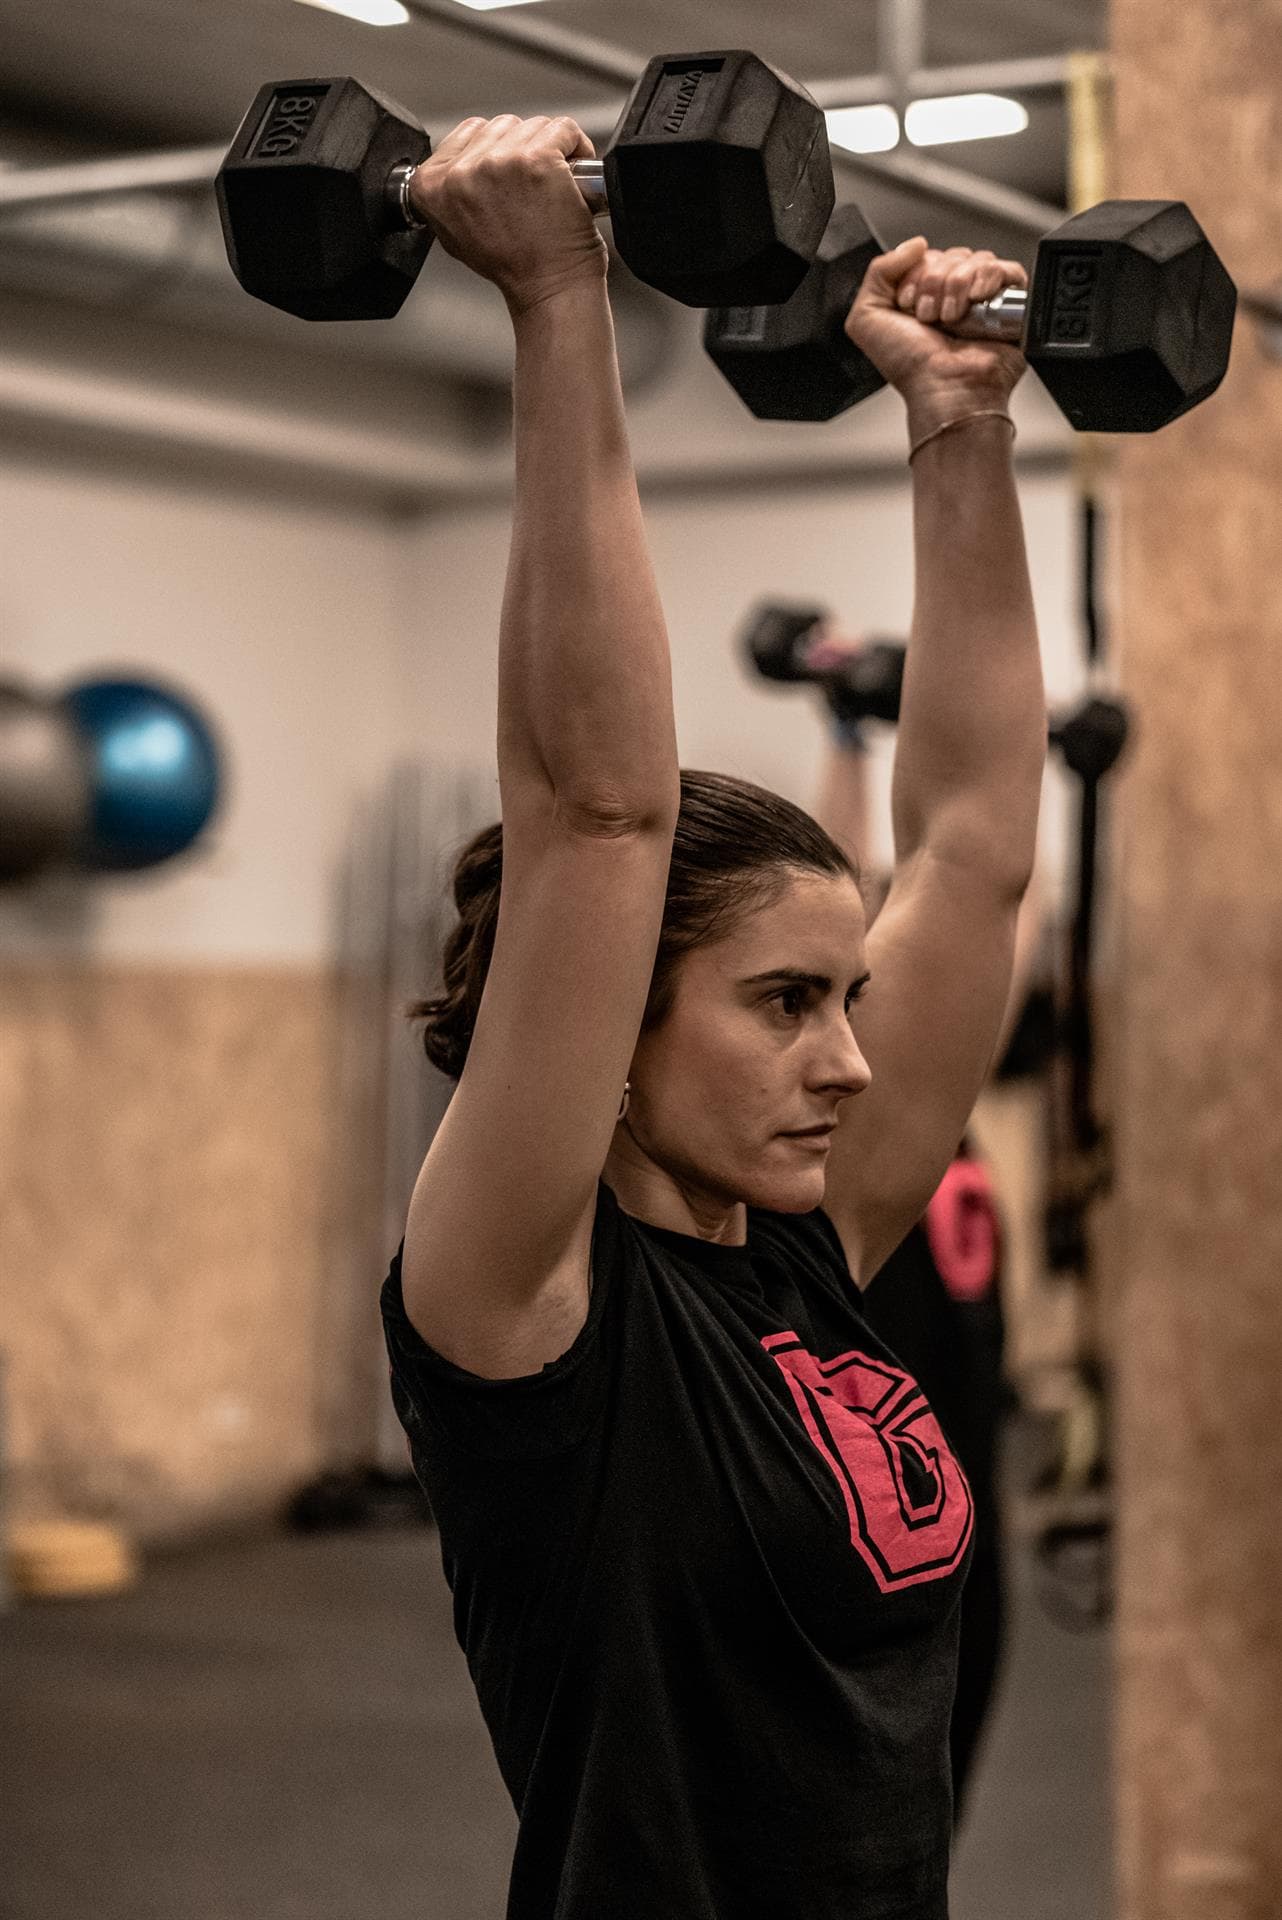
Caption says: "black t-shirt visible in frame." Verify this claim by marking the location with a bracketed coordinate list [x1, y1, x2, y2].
[862, 1227, 1004, 1540]
[381, 1177, 975, 1920]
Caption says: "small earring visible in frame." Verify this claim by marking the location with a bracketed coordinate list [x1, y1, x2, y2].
[616, 1080, 631, 1124]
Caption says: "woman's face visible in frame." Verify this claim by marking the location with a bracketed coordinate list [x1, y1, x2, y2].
[608, 871, 873, 1236]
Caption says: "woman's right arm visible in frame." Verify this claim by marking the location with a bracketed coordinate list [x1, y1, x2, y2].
[400, 119, 680, 1378]
[500, 279, 681, 824]
[411, 112, 681, 826]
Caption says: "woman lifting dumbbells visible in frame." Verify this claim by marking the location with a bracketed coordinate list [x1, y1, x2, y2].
[380, 111, 1043, 1919]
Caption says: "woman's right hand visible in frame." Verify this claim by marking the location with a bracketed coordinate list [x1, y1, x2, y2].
[405, 115, 609, 316]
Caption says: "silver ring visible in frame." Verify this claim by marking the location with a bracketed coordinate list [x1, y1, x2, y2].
[395, 164, 430, 232]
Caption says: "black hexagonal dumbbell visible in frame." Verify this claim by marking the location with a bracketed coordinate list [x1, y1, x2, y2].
[739, 602, 905, 723]
[705, 199, 1238, 432]
[740, 602, 1133, 774]
[703, 206, 887, 421]
[215, 50, 835, 322]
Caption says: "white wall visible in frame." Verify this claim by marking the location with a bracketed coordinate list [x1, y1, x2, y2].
[0, 299, 1088, 970]
[406, 471, 1086, 904]
[0, 457, 414, 964]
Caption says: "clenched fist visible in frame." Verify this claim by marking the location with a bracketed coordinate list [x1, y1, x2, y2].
[846, 237, 1029, 419]
[406, 115, 608, 315]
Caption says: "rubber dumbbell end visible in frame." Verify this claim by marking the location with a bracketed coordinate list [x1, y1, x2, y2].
[703, 204, 888, 420]
[740, 603, 829, 681]
[1026, 201, 1237, 432]
[216, 77, 433, 321]
[605, 51, 834, 308]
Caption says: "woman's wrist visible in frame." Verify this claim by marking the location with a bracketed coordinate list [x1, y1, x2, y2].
[908, 410, 1016, 465]
[505, 262, 611, 326]
[824, 685, 871, 754]
[901, 379, 1016, 452]
[828, 712, 871, 755]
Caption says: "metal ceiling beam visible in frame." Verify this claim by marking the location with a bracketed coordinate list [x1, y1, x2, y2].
[0, 135, 1069, 242]
[399, 0, 642, 86]
[879, 0, 925, 118]
[828, 149, 1066, 234]
[0, 148, 227, 208]
[394, 2, 1078, 112]
[0, 9, 1085, 239]
[553, 54, 1082, 121]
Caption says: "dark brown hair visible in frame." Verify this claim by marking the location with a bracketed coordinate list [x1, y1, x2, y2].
[406, 768, 861, 1082]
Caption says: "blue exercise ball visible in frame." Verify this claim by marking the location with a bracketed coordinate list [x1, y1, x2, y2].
[59, 677, 225, 873]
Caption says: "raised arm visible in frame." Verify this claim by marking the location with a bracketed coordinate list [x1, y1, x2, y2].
[805, 631, 1045, 1063]
[817, 240, 1046, 1285]
[807, 670, 874, 876]
[411, 113, 681, 827]
[399, 118, 680, 1376]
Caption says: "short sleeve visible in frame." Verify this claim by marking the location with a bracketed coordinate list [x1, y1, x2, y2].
[378, 1180, 620, 1462]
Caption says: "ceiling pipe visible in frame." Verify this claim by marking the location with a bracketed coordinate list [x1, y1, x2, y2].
[0, 348, 511, 501]
[0, 345, 1070, 510]
[369, 8, 1075, 233]
[0, 35, 1080, 241]
[0, 55, 1081, 217]
[504, 55, 1080, 132]
[0, 164, 677, 395]
[879, 0, 925, 121]
[0, 191, 528, 385]
[0, 147, 227, 209]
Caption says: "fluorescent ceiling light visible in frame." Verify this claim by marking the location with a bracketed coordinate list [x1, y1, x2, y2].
[905, 93, 1029, 146]
[294, 0, 410, 21]
[824, 106, 900, 155]
[825, 92, 1029, 156]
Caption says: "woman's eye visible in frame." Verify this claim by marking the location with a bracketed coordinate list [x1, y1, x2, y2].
[772, 986, 866, 1019]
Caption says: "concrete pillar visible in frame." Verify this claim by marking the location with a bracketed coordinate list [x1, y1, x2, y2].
[1110, 5, 1282, 1914]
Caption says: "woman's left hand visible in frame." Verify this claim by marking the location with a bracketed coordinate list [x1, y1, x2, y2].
[845, 237, 1029, 419]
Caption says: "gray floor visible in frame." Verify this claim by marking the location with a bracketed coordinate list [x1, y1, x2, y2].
[2, 1452, 1111, 1920]
[948, 1523, 1111, 1920]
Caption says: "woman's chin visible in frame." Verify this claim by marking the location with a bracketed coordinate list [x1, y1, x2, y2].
[745, 1160, 829, 1212]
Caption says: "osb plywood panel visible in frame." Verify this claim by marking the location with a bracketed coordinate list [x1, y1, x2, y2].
[1111, 1, 1282, 1912]
[0, 967, 382, 1546]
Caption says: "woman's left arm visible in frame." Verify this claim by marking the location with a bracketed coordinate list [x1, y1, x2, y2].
[820, 242, 1046, 1286]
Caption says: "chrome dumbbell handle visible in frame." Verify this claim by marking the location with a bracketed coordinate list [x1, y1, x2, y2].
[946, 284, 1030, 346]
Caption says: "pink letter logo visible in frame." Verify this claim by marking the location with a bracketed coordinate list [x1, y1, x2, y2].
[764, 1334, 973, 1593]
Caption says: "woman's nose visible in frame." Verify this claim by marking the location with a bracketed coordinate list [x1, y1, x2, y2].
[846, 1044, 873, 1094]
[823, 1031, 871, 1097]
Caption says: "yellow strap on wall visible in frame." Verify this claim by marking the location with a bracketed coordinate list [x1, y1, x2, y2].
[1067, 52, 1117, 497]
[1066, 50, 1115, 214]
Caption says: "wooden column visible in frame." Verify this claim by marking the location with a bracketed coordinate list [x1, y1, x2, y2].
[1110, 6, 1282, 1915]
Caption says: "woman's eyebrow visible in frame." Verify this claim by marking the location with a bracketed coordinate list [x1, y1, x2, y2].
[738, 967, 872, 992]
